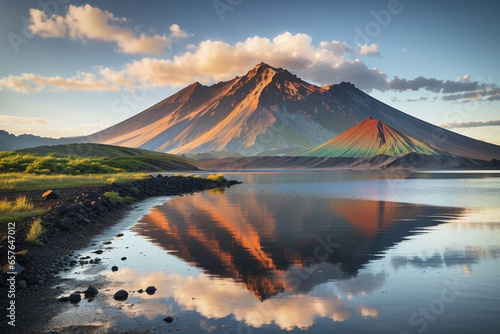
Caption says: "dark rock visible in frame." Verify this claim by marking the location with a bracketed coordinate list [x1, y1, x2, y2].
[72, 204, 83, 211]
[83, 286, 99, 298]
[58, 296, 70, 302]
[111, 266, 118, 272]
[145, 286, 157, 295]
[56, 205, 70, 215]
[58, 218, 74, 230]
[27, 275, 42, 286]
[116, 233, 124, 237]
[69, 293, 81, 303]
[163, 316, 174, 323]
[137, 289, 144, 293]
[16, 249, 31, 265]
[121, 257, 127, 261]
[93, 250, 104, 255]
[2, 262, 25, 276]
[42, 189, 58, 200]
[113, 289, 128, 301]
[18, 280, 27, 289]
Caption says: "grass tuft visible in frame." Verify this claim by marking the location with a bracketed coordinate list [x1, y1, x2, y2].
[0, 199, 11, 213]
[206, 173, 227, 182]
[104, 191, 134, 204]
[0, 196, 46, 225]
[13, 196, 34, 211]
[26, 217, 44, 245]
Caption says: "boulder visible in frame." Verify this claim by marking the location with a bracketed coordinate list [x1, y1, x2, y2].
[163, 316, 174, 323]
[113, 289, 128, 301]
[58, 218, 74, 230]
[27, 275, 42, 286]
[145, 286, 157, 295]
[69, 293, 81, 303]
[83, 286, 99, 298]
[42, 189, 58, 200]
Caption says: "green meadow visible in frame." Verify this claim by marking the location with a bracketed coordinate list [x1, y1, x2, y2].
[0, 143, 199, 192]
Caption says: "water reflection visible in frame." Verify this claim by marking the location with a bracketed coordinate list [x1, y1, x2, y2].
[49, 174, 500, 333]
[132, 190, 462, 301]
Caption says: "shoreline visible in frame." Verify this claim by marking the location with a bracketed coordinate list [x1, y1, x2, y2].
[0, 175, 241, 333]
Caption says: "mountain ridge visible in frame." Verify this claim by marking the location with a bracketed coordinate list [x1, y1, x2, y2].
[2, 63, 500, 161]
[86, 63, 500, 160]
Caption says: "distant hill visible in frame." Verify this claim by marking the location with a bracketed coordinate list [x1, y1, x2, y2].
[198, 154, 498, 171]
[2, 143, 198, 173]
[293, 117, 447, 158]
[0, 130, 79, 151]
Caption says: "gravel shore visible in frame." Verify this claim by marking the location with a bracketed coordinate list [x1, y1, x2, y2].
[0, 175, 241, 333]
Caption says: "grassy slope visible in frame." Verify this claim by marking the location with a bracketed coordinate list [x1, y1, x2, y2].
[3, 143, 198, 174]
[0, 143, 199, 192]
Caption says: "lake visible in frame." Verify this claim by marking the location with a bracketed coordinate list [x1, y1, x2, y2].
[49, 171, 500, 333]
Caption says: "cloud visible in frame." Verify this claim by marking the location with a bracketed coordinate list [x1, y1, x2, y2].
[99, 32, 388, 91]
[319, 41, 380, 57]
[169, 24, 191, 38]
[388, 76, 444, 93]
[0, 115, 48, 124]
[358, 43, 380, 57]
[0, 72, 119, 93]
[387, 74, 500, 102]
[439, 120, 500, 129]
[27, 4, 183, 54]
[441, 86, 500, 102]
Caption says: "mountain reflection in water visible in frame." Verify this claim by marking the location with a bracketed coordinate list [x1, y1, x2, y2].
[132, 188, 462, 301]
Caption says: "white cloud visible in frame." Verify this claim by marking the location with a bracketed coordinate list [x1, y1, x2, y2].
[0, 72, 119, 93]
[100, 32, 388, 91]
[456, 74, 471, 83]
[0, 32, 389, 93]
[0, 115, 48, 124]
[169, 24, 191, 38]
[28, 8, 66, 38]
[27, 4, 176, 54]
[359, 43, 380, 57]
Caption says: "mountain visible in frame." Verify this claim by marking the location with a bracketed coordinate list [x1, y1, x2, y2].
[294, 117, 447, 157]
[87, 63, 500, 161]
[0, 130, 79, 151]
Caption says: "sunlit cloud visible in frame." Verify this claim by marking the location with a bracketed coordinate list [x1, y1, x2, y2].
[27, 4, 189, 54]
[0, 72, 119, 93]
[99, 32, 388, 91]
[0, 115, 48, 124]
[169, 24, 191, 39]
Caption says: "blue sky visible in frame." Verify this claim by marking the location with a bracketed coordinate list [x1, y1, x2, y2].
[1, 0, 499, 144]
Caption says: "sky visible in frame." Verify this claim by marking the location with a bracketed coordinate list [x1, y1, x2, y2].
[0, 0, 499, 145]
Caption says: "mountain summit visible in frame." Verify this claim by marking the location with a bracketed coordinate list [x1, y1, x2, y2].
[295, 117, 446, 157]
[89, 63, 500, 160]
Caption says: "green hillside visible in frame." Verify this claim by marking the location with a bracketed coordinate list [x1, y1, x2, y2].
[0, 143, 198, 174]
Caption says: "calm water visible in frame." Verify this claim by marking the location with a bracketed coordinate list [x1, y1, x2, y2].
[50, 171, 500, 333]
